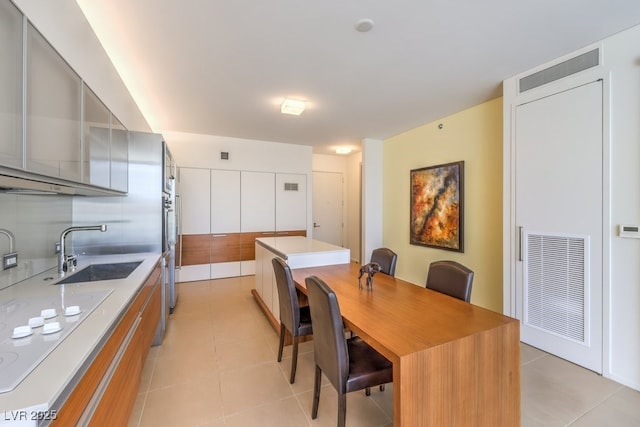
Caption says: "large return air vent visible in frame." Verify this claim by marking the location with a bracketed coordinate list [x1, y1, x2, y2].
[519, 49, 599, 93]
[525, 233, 587, 343]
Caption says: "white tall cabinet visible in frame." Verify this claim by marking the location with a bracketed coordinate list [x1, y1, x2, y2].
[177, 167, 211, 282]
[241, 171, 275, 232]
[276, 173, 307, 232]
[211, 169, 241, 278]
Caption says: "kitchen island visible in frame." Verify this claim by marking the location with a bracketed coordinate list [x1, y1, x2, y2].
[0, 253, 161, 426]
[252, 236, 349, 332]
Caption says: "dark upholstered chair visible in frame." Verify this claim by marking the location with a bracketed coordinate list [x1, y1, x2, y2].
[272, 257, 313, 384]
[367, 247, 398, 393]
[305, 276, 392, 427]
[370, 247, 398, 276]
[425, 260, 474, 302]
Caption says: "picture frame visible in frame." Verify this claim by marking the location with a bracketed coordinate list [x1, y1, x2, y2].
[410, 161, 464, 252]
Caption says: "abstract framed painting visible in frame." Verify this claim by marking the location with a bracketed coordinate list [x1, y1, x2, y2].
[410, 161, 464, 252]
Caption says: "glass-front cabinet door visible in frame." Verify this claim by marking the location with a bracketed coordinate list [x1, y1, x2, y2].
[82, 84, 110, 188]
[110, 116, 128, 192]
[0, 2, 23, 169]
[26, 23, 82, 182]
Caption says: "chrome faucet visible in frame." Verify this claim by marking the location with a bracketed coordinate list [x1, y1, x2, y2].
[0, 228, 17, 270]
[0, 228, 15, 253]
[58, 224, 107, 275]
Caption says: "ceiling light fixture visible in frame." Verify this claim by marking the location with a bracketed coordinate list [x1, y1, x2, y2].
[336, 147, 352, 155]
[281, 98, 306, 116]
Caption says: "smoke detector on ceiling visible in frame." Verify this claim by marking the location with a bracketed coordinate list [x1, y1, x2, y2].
[354, 19, 374, 33]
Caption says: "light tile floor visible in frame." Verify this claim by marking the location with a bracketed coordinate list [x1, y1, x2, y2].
[128, 276, 640, 426]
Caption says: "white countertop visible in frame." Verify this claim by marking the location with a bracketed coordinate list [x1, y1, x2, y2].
[256, 236, 348, 258]
[0, 252, 160, 417]
[256, 236, 350, 269]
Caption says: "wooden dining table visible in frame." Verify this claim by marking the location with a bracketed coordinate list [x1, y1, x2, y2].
[290, 263, 521, 427]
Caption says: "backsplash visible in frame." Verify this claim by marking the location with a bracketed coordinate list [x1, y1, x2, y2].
[0, 193, 72, 290]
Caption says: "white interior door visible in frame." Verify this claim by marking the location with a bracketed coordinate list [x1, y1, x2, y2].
[515, 81, 603, 373]
[312, 171, 343, 246]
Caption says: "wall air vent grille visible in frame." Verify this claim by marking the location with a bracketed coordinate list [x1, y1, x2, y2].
[525, 233, 587, 343]
[284, 183, 298, 191]
[519, 49, 599, 93]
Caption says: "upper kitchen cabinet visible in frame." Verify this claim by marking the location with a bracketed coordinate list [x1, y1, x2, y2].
[83, 84, 128, 192]
[82, 84, 110, 188]
[26, 23, 82, 182]
[110, 116, 128, 192]
[0, 2, 23, 169]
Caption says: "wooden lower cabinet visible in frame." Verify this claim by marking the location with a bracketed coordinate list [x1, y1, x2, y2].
[180, 230, 306, 281]
[211, 233, 241, 263]
[181, 234, 210, 266]
[51, 263, 162, 426]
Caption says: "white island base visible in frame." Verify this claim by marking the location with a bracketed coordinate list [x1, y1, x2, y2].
[252, 236, 350, 333]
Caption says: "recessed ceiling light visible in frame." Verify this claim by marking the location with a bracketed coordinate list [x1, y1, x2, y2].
[281, 98, 305, 116]
[336, 147, 352, 155]
[354, 18, 374, 33]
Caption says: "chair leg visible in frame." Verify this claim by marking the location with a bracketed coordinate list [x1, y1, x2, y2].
[277, 323, 285, 362]
[338, 393, 347, 427]
[365, 387, 371, 396]
[380, 384, 385, 392]
[289, 336, 299, 384]
[312, 365, 322, 419]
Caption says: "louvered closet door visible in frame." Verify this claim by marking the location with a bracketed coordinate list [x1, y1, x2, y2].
[515, 80, 603, 373]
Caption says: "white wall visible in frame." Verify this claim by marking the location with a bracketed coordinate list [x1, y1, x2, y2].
[361, 139, 383, 264]
[504, 23, 640, 390]
[604, 24, 640, 390]
[346, 153, 363, 263]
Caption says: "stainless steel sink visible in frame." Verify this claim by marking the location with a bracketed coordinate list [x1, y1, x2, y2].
[56, 261, 142, 285]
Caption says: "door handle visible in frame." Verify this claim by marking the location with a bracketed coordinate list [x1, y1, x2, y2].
[518, 226, 524, 262]
[313, 222, 320, 228]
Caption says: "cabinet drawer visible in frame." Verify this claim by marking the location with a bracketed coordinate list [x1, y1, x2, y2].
[181, 234, 210, 266]
[240, 231, 275, 261]
[211, 233, 241, 263]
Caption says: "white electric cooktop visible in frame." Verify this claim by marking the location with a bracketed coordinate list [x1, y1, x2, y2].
[0, 287, 112, 393]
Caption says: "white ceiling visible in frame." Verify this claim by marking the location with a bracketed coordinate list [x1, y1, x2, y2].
[75, 0, 640, 154]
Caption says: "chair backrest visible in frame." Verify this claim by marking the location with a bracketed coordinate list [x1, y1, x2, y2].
[370, 248, 398, 276]
[272, 257, 301, 333]
[305, 275, 349, 393]
[425, 260, 474, 302]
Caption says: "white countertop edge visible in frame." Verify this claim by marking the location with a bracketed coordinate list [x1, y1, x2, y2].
[0, 252, 161, 415]
[256, 236, 350, 258]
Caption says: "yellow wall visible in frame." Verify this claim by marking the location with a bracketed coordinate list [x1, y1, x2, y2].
[382, 97, 503, 312]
